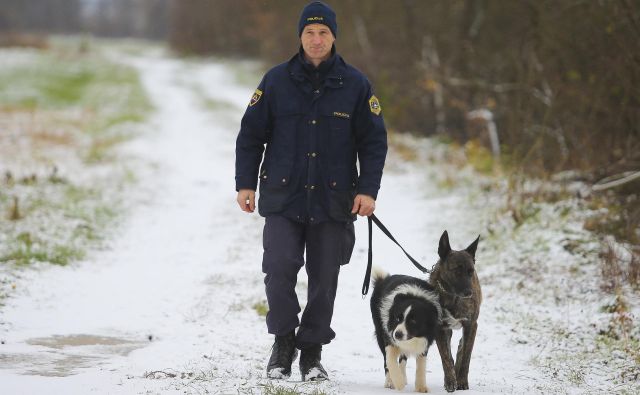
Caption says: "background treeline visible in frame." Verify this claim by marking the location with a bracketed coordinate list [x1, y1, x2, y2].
[0, 0, 168, 39]
[0, 0, 83, 33]
[170, 0, 639, 181]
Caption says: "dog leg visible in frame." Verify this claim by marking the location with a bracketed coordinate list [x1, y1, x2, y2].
[455, 321, 478, 390]
[385, 371, 394, 388]
[415, 354, 429, 393]
[436, 328, 456, 392]
[384, 354, 393, 388]
[400, 354, 408, 386]
[385, 345, 406, 390]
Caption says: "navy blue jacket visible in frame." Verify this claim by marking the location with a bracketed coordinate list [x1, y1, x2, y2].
[235, 50, 387, 224]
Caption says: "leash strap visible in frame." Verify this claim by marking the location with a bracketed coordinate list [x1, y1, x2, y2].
[362, 213, 430, 296]
[362, 215, 374, 296]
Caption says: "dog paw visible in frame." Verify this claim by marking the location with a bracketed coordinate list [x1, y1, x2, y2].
[456, 381, 469, 390]
[389, 378, 406, 390]
[388, 372, 407, 390]
[393, 382, 407, 391]
[415, 383, 429, 393]
[385, 380, 404, 390]
[444, 377, 457, 392]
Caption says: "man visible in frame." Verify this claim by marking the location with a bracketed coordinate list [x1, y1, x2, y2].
[235, 1, 387, 382]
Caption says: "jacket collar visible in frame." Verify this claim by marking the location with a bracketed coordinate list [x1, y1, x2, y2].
[298, 45, 336, 76]
[287, 45, 346, 87]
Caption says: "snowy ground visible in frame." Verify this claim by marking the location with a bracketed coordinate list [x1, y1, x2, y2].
[0, 45, 637, 394]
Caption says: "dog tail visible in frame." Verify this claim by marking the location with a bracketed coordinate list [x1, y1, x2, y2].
[371, 265, 389, 286]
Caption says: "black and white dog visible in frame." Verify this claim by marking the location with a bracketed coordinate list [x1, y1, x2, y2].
[370, 266, 458, 392]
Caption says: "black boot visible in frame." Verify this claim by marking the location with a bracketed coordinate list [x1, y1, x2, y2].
[266, 332, 298, 379]
[299, 344, 328, 381]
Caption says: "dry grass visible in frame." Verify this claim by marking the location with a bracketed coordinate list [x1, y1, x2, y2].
[0, 109, 85, 167]
[629, 250, 640, 288]
[0, 33, 48, 49]
[85, 133, 129, 163]
[31, 129, 77, 147]
[600, 240, 640, 292]
[600, 242, 624, 293]
[8, 196, 21, 221]
[390, 135, 419, 162]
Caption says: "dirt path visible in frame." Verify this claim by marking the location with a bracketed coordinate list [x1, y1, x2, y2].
[0, 50, 541, 394]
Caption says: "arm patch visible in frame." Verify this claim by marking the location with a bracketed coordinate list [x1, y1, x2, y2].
[369, 95, 381, 115]
[249, 89, 263, 107]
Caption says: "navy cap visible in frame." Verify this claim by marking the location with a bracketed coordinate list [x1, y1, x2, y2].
[298, 1, 337, 38]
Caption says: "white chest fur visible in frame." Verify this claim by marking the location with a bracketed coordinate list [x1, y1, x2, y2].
[395, 336, 428, 356]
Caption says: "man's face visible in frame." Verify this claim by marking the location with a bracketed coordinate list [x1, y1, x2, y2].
[301, 24, 335, 65]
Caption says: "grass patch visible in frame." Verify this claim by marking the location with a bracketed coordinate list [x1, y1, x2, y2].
[566, 366, 585, 385]
[0, 38, 150, 274]
[595, 332, 640, 383]
[0, 232, 84, 266]
[259, 382, 330, 395]
[84, 133, 131, 163]
[464, 139, 496, 174]
[0, 41, 152, 153]
[0, 49, 151, 122]
[202, 96, 237, 112]
[252, 300, 269, 317]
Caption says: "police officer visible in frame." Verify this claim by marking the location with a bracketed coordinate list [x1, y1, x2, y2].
[235, 1, 387, 381]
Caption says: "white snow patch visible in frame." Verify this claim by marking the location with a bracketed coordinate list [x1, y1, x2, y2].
[267, 367, 287, 379]
[305, 367, 328, 381]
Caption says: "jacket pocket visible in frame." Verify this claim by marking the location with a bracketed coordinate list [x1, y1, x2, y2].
[258, 163, 292, 214]
[328, 167, 357, 222]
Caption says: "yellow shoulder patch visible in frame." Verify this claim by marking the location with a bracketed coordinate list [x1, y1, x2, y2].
[249, 89, 263, 107]
[369, 95, 381, 115]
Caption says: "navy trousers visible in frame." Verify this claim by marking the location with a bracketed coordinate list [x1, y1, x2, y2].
[262, 215, 355, 346]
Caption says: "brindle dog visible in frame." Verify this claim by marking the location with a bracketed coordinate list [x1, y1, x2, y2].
[429, 230, 481, 392]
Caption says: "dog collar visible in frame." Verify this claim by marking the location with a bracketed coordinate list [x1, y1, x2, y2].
[437, 280, 472, 300]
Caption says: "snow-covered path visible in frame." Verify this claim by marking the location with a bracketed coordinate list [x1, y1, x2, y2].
[0, 51, 541, 394]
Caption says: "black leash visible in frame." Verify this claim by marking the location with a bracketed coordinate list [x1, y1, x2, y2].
[362, 213, 431, 296]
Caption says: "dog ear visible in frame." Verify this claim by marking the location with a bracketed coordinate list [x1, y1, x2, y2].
[438, 230, 451, 260]
[465, 235, 480, 258]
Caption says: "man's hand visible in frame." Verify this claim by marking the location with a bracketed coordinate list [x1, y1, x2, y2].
[351, 194, 376, 216]
[237, 189, 256, 213]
